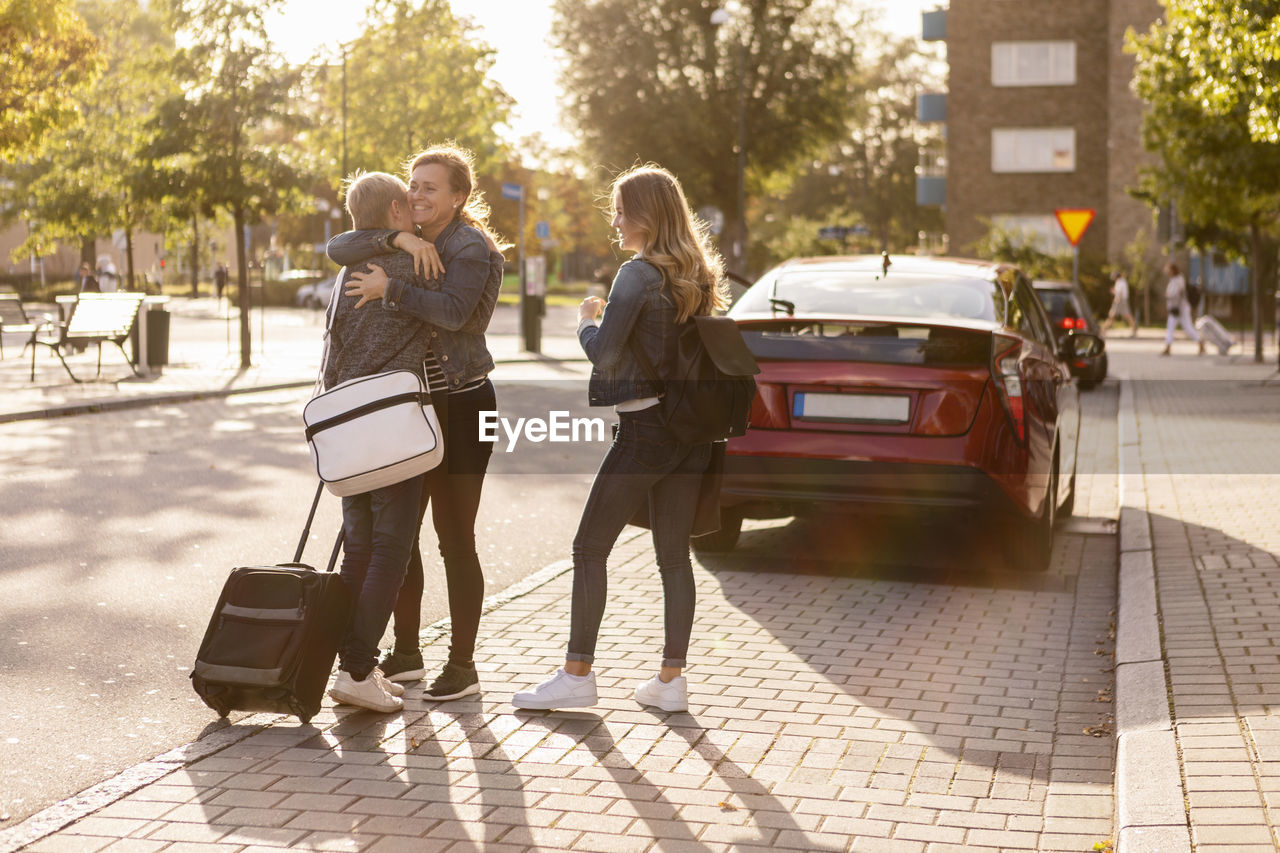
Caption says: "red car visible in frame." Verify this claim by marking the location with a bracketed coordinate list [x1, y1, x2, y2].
[698, 255, 1102, 570]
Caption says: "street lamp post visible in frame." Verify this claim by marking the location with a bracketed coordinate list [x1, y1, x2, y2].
[712, 6, 748, 275]
[734, 37, 746, 274]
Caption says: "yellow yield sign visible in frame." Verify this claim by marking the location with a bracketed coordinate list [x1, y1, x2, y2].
[1054, 208, 1096, 247]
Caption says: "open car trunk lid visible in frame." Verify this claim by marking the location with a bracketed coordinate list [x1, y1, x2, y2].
[737, 318, 993, 437]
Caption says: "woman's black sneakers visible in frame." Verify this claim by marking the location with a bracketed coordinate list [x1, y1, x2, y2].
[376, 650, 426, 683]
[423, 662, 480, 700]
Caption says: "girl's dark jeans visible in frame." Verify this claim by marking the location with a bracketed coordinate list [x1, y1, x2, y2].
[393, 379, 496, 666]
[568, 406, 712, 669]
[338, 472, 425, 681]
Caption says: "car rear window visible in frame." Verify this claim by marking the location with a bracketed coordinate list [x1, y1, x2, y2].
[1035, 289, 1078, 320]
[740, 321, 993, 366]
[731, 270, 1003, 323]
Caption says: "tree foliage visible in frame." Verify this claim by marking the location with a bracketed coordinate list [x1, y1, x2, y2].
[753, 36, 944, 267]
[301, 0, 512, 186]
[1128, 0, 1280, 360]
[1175, 0, 1280, 144]
[552, 0, 863, 272]
[0, 0, 102, 159]
[6, 0, 174, 284]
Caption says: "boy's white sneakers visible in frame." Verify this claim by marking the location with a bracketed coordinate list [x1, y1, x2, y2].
[329, 670, 403, 713]
[512, 669, 598, 710]
[370, 668, 405, 697]
[634, 674, 688, 712]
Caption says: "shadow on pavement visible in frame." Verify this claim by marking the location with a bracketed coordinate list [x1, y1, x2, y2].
[514, 709, 841, 850]
[693, 509, 1118, 796]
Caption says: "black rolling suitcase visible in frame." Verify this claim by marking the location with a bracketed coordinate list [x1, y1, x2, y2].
[191, 482, 349, 724]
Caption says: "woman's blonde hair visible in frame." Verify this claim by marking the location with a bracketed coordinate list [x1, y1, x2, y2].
[611, 165, 727, 322]
[404, 144, 511, 251]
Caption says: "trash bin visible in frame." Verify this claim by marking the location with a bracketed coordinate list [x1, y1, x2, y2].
[145, 307, 170, 367]
[130, 304, 171, 368]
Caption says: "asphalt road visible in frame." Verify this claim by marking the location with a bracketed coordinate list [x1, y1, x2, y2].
[0, 358, 1119, 829]
[0, 361, 602, 827]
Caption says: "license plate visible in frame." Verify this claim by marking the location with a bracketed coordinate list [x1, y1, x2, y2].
[793, 392, 910, 424]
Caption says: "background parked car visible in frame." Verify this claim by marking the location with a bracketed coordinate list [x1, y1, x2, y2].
[700, 255, 1102, 571]
[294, 275, 339, 309]
[1032, 280, 1108, 387]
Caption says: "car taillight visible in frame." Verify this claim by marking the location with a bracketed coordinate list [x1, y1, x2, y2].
[747, 384, 787, 429]
[1058, 317, 1083, 330]
[991, 333, 1025, 442]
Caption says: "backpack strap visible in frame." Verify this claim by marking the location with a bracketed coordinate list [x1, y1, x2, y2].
[314, 267, 347, 396]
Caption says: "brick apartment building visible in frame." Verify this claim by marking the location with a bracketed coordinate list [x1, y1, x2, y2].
[917, 0, 1162, 269]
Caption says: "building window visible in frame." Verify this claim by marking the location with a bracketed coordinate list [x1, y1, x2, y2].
[992, 41, 1076, 87]
[991, 128, 1076, 173]
[991, 214, 1073, 255]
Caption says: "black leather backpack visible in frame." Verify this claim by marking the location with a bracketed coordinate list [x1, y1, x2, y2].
[629, 314, 760, 444]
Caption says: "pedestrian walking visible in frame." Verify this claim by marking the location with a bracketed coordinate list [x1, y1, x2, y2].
[513, 165, 725, 714]
[329, 145, 507, 702]
[1161, 262, 1204, 356]
[95, 256, 120, 293]
[78, 262, 100, 293]
[214, 263, 228, 301]
[322, 171, 439, 714]
[1101, 270, 1137, 337]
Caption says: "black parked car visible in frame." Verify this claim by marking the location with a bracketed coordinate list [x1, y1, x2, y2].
[1032, 280, 1107, 388]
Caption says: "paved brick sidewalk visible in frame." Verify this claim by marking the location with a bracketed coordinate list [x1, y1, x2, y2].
[0, 310, 1140, 852]
[1117, 361, 1280, 852]
[11, 453, 1121, 853]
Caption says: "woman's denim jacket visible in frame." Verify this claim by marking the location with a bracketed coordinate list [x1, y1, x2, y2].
[581, 258, 679, 407]
[327, 220, 504, 390]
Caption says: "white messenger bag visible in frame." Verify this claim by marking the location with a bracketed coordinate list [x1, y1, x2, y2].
[303, 270, 444, 497]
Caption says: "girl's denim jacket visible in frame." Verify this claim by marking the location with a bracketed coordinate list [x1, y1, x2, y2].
[581, 258, 680, 406]
[326, 220, 504, 390]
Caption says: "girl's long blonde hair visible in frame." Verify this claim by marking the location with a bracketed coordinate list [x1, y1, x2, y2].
[405, 144, 511, 251]
[611, 165, 727, 322]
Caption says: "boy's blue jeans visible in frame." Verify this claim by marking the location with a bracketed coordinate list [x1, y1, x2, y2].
[338, 473, 425, 681]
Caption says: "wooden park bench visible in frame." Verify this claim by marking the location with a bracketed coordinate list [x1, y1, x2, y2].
[0, 292, 55, 362]
[31, 292, 146, 382]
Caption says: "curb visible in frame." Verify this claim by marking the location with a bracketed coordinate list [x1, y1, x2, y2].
[0, 536, 632, 853]
[1113, 378, 1191, 853]
[0, 717, 277, 853]
[0, 354, 590, 424]
[0, 380, 316, 425]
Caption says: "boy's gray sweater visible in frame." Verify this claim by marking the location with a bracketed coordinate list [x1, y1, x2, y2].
[322, 252, 430, 389]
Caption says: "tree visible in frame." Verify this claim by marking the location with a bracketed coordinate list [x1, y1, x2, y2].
[1177, 0, 1280, 145]
[553, 0, 863, 275]
[844, 39, 945, 254]
[300, 0, 512, 187]
[1129, 0, 1280, 362]
[753, 36, 945, 267]
[6, 0, 175, 286]
[0, 0, 102, 159]
[150, 0, 311, 367]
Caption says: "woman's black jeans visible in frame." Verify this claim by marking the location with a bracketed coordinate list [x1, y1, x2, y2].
[393, 379, 495, 666]
[568, 406, 712, 669]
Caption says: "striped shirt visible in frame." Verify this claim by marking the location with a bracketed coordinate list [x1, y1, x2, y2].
[423, 346, 484, 395]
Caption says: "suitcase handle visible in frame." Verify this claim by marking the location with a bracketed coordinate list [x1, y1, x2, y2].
[293, 480, 344, 572]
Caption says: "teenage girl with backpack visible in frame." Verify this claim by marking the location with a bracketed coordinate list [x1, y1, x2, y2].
[513, 165, 726, 714]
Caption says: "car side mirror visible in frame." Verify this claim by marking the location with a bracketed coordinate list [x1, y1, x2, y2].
[1061, 331, 1102, 360]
